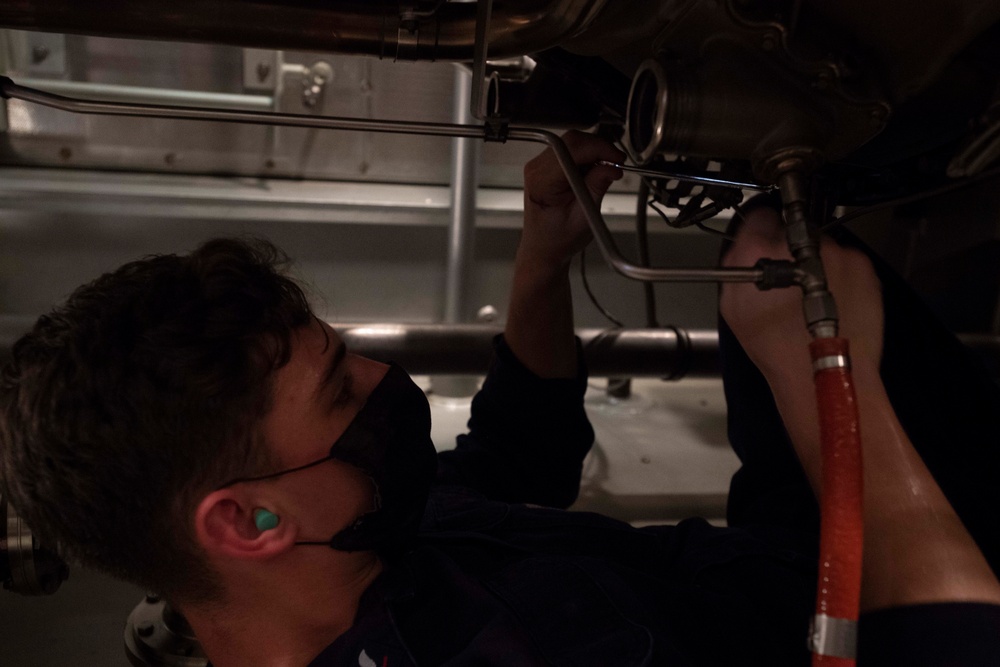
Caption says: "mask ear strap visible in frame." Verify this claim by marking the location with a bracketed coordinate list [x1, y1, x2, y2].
[216, 454, 333, 490]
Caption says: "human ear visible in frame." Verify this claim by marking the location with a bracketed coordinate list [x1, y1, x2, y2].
[194, 489, 296, 561]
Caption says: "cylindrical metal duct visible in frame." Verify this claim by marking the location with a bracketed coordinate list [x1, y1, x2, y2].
[624, 55, 833, 166]
[0, 0, 610, 62]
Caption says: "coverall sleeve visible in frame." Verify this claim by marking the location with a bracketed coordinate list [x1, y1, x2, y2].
[434, 334, 595, 509]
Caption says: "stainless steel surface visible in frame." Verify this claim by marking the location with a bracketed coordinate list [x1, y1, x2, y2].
[0, 47, 543, 186]
[0, 76, 767, 286]
[0, 166, 665, 230]
[0, 0, 610, 62]
[621, 15, 889, 166]
[597, 160, 774, 193]
[13, 77, 274, 110]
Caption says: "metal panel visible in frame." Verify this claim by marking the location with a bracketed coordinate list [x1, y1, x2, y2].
[0, 33, 550, 187]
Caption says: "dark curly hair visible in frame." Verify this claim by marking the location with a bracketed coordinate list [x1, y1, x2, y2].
[0, 238, 314, 603]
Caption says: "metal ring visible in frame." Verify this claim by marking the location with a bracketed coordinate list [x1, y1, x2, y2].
[813, 354, 850, 373]
[808, 613, 858, 659]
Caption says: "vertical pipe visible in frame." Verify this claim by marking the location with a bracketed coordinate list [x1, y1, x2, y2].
[443, 65, 481, 324]
[432, 66, 481, 398]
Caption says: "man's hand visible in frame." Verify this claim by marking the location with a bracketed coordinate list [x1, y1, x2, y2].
[519, 130, 625, 270]
[719, 205, 885, 387]
[504, 131, 623, 378]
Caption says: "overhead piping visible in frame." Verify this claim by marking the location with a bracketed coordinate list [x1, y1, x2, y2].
[0, 0, 610, 61]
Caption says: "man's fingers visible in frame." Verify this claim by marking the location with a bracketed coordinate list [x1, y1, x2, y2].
[582, 163, 623, 204]
[561, 129, 626, 166]
[524, 131, 624, 208]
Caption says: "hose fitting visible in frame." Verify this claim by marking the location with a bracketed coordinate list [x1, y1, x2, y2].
[770, 156, 839, 339]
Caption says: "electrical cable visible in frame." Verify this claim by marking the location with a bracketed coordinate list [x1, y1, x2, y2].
[694, 220, 736, 241]
[647, 198, 736, 241]
[822, 164, 1000, 231]
[579, 245, 625, 328]
[635, 180, 660, 328]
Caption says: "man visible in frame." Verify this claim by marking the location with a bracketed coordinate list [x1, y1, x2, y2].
[2, 131, 999, 666]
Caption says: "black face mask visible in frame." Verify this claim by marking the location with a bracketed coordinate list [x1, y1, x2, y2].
[220, 363, 438, 553]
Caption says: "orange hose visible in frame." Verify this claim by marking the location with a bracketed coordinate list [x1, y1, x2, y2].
[810, 337, 864, 667]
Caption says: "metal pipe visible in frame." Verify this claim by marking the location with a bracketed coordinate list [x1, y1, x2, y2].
[433, 66, 482, 398]
[444, 67, 480, 325]
[0, 76, 773, 286]
[0, 0, 609, 62]
[12, 77, 274, 111]
[337, 324, 721, 378]
[3, 317, 999, 378]
[598, 161, 774, 193]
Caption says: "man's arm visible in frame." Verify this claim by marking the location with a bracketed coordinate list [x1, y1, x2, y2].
[720, 206, 1000, 610]
[434, 132, 624, 507]
[504, 131, 624, 378]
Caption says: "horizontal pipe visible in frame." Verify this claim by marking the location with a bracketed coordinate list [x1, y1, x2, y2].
[0, 76, 770, 285]
[12, 78, 274, 111]
[0, 0, 608, 61]
[338, 324, 720, 378]
[3, 317, 999, 379]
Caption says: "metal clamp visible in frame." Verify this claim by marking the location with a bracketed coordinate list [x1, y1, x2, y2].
[813, 354, 850, 372]
[483, 115, 510, 143]
[808, 613, 858, 659]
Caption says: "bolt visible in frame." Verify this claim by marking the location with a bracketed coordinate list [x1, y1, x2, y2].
[58, 147, 72, 161]
[137, 622, 155, 638]
[31, 45, 50, 64]
[264, 158, 276, 170]
[641, 456, 651, 464]
[164, 152, 177, 166]
[476, 305, 498, 323]
[358, 162, 369, 175]
[256, 62, 271, 83]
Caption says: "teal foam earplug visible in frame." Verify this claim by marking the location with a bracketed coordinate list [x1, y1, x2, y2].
[253, 508, 280, 532]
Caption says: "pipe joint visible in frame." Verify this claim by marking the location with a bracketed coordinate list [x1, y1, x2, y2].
[803, 296, 839, 338]
[753, 259, 798, 291]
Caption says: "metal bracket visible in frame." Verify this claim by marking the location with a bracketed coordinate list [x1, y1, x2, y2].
[483, 115, 510, 143]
